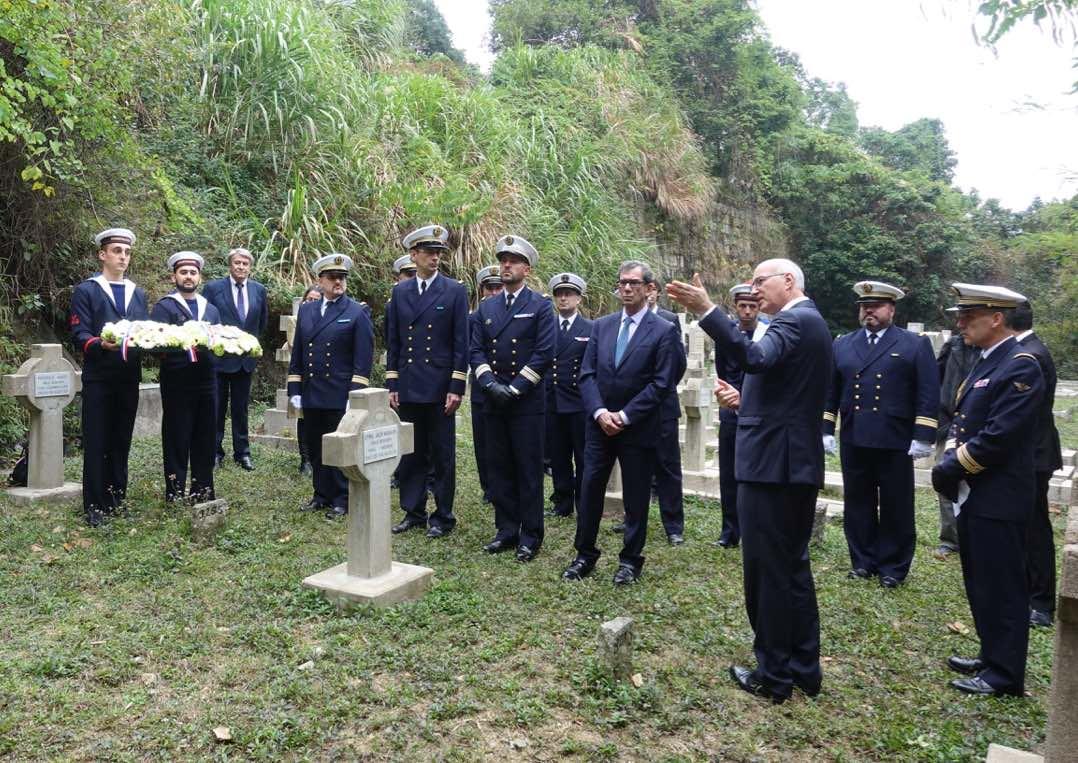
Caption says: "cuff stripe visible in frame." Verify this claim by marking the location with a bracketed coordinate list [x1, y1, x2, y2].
[475, 364, 493, 378]
[286, 374, 302, 382]
[451, 371, 468, 381]
[385, 371, 399, 380]
[521, 366, 541, 384]
[352, 375, 369, 386]
[915, 416, 938, 428]
[822, 411, 837, 423]
[956, 444, 985, 474]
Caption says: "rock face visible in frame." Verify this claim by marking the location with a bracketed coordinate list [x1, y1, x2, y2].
[598, 616, 635, 682]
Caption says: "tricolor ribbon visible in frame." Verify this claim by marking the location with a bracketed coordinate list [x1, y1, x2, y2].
[121, 325, 133, 362]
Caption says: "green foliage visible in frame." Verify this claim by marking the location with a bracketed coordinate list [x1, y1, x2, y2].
[404, 0, 465, 64]
[860, 118, 957, 184]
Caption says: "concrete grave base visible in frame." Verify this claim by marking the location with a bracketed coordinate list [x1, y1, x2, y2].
[303, 561, 433, 608]
[5, 482, 81, 506]
[984, 744, 1042, 762]
[250, 433, 298, 452]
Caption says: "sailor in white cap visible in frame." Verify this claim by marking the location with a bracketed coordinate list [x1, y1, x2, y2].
[821, 279, 939, 589]
[393, 254, 417, 283]
[287, 253, 374, 519]
[69, 227, 149, 526]
[203, 247, 269, 472]
[470, 235, 556, 561]
[710, 282, 763, 548]
[468, 265, 504, 505]
[544, 273, 592, 519]
[932, 282, 1044, 697]
[385, 225, 469, 537]
[150, 251, 222, 504]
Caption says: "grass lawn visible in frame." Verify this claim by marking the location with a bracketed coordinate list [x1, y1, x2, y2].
[1, 399, 1072, 761]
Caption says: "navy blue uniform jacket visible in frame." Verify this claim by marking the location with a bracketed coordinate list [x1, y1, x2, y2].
[470, 287, 556, 416]
[699, 299, 832, 486]
[149, 293, 221, 381]
[202, 277, 269, 373]
[579, 309, 683, 447]
[934, 337, 1045, 521]
[714, 315, 755, 426]
[69, 275, 149, 382]
[385, 274, 469, 403]
[654, 307, 686, 421]
[1018, 332, 1064, 474]
[546, 314, 593, 414]
[822, 326, 939, 449]
[286, 296, 374, 409]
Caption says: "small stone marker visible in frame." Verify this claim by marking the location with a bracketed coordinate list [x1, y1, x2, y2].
[190, 498, 228, 544]
[302, 388, 430, 608]
[599, 616, 635, 682]
[1, 344, 82, 504]
[811, 503, 828, 546]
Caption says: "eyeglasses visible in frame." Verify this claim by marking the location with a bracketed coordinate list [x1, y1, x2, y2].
[321, 273, 347, 281]
[617, 279, 646, 288]
[750, 272, 788, 289]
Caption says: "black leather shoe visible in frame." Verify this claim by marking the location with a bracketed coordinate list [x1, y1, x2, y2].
[612, 565, 639, 585]
[713, 538, 739, 548]
[300, 499, 327, 512]
[483, 538, 516, 554]
[729, 665, 787, 704]
[880, 575, 900, 589]
[391, 519, 424, 534]
[1030, 609, 1054, 628]
[236, 455, 254, 471]
[847, 568, 872, 580]
[667, 533, 685, 546]
[950, 676, 1011, 696]
[562, 559, 595, 581]
[610, 522, 626, 534]
[795, 678, 822, 697]
[947, 655, 984, 675]
[324, 506, 347, 519]
[426, 526, 451, 539]
[515, 545, 537, 562]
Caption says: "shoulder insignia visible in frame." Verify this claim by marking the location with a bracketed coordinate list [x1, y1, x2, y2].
[1014, 381, 1031, 392]
[1014, 352, 1037, 361]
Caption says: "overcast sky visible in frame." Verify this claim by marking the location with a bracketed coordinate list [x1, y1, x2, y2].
[433, 0, 1077, 210]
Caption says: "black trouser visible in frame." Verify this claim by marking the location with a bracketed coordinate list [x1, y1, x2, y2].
[471, 400, 491, 501]
[303, 407, 347, 510]
[738, 481, 821, 699]
[718, 420, 740, 544]
[958, 510, 1028, 694]
[1026, 470, 1056, 613]
[485, 410, 545, 549]
[215, 370, 252, 460]
[81, 378, 139, 517]
[398, 402, 456, 529]
[296, 417, 309, 466]
[575, 422, 657, 572]
[840, 443, 916, 581]
[547, 408, 585, 516]
[160, 372, 216, 503]
[654, 416, 684, 536]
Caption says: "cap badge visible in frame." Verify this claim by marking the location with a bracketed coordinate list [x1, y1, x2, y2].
[505, 236, 514, 245]
[333, 255, 342, 265]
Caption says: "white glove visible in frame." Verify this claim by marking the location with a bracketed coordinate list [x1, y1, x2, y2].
[290, 395, 302, 410]
[908, 440, 933, 459]
[822, 435, 837, 455]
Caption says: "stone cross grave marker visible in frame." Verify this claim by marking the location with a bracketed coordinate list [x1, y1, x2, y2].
[254, 298, 301, 447]
[1, 344, 82, 504]
[302, 388, 431, 607]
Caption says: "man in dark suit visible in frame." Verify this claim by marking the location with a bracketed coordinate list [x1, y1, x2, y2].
[150, 252, 222, 504]
[712, 283, 761, 548]
[287, 254, 375, 519]
[545, 273, 592, 518]
[667, 260, 832, 704]
[470, 235, 556, 561]
[69, 228, 150, 526]
[932, 283, 1044, 696]
[203, 247, 269, 471]
[822, 281, 939, 588]
[562, 261, 684, 585]
[646, 286, 688, 544]
[1006, 302, 1064, 628]
[470, 265, 503, 505]
[385, 225, 470, 538]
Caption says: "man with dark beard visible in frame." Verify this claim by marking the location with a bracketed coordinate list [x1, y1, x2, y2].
[150, 252, 221, 504]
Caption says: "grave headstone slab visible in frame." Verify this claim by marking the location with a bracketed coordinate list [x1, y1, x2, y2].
[2, 344, 82, 505]
[302, 388, 430, 607]
[191, 498, 228, 544]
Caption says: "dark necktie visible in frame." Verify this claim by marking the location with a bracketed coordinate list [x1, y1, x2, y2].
[236, 282, 246, 322]
[561, 319, 569, 333]
[506, 293, 514, 312]
[420, 279, 426, 295]
[868, 332, 878, 346]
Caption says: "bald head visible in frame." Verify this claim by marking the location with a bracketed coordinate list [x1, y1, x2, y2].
[751, 258, 805, 315]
